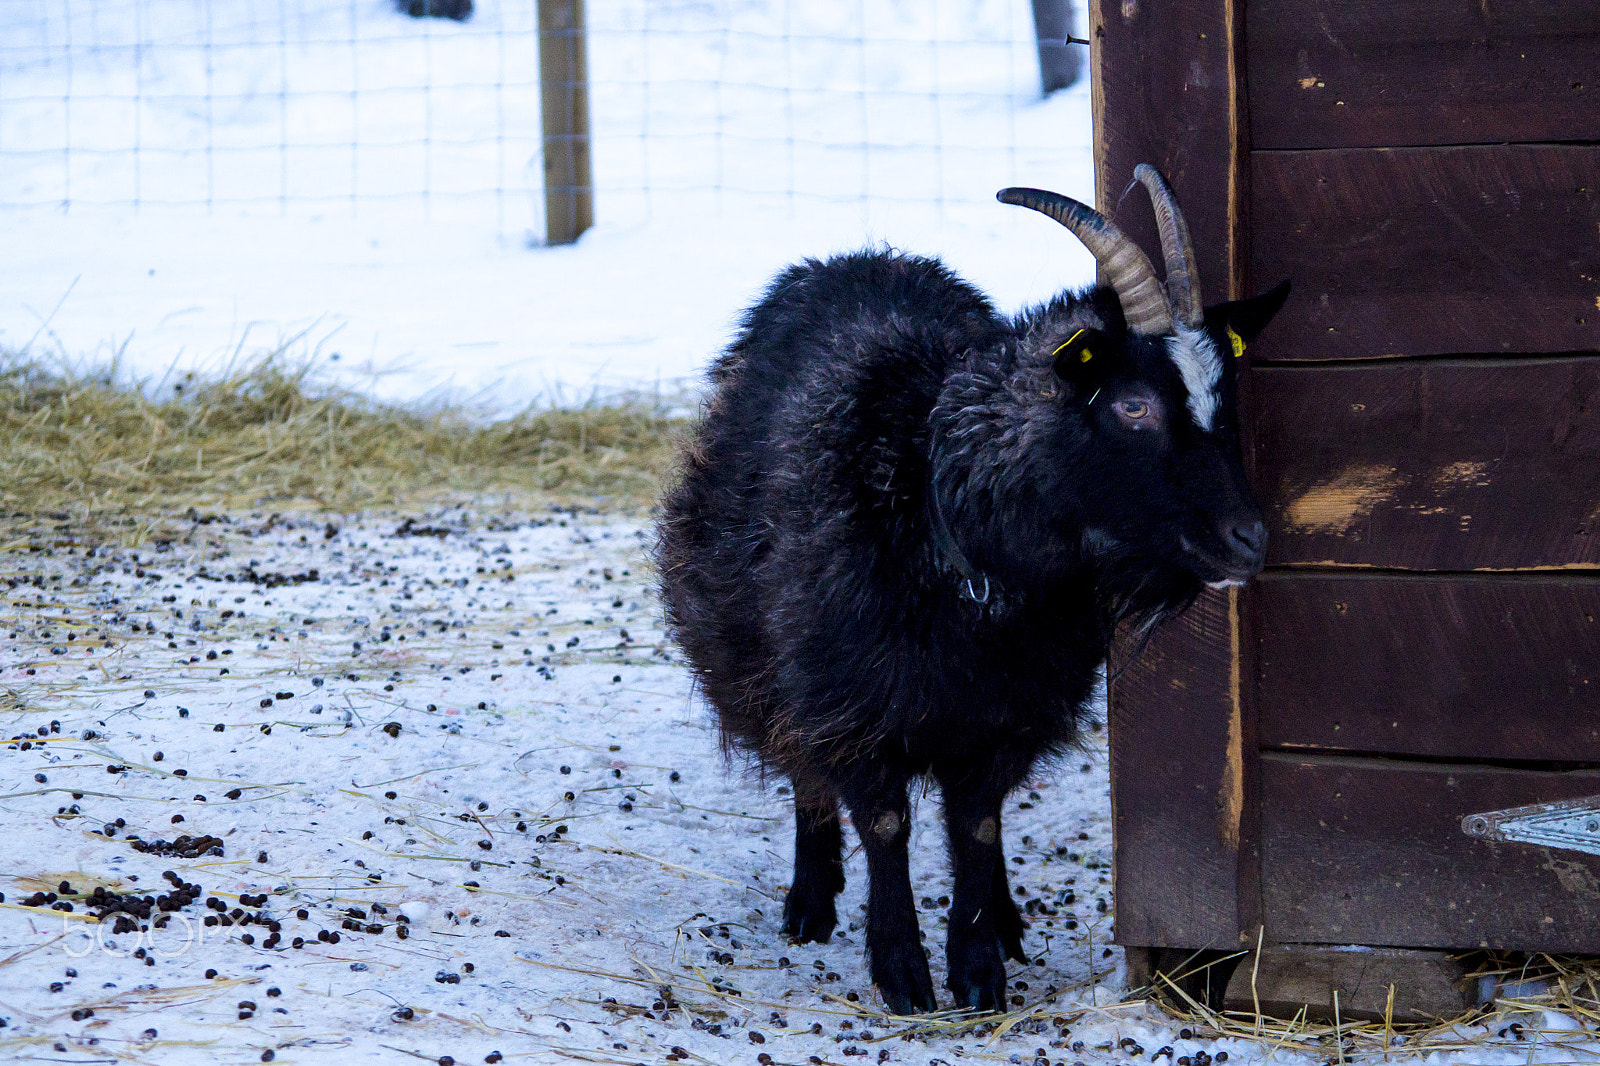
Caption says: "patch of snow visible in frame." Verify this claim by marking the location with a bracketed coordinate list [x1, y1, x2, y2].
[1, 0, 1098, 408]
[0, 505, 1134, 1064]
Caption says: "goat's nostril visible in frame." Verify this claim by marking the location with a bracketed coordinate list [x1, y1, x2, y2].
[1227, 520, 1267, 557]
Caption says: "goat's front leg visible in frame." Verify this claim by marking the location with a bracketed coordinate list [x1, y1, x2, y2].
[839, 772, 934, 1015]
[937, 772, 1025, 1012]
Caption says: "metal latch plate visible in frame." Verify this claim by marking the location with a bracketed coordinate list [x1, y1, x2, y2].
[1461, 794, 1600, 857]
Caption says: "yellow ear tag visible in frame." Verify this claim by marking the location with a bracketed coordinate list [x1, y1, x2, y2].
[1050, 328, 1088, 362]
[1227, 326, 1246, 359]
[1079, 348, 1093, 363]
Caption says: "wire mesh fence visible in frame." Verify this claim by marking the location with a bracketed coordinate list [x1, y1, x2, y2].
[0, 0, 1085, 240]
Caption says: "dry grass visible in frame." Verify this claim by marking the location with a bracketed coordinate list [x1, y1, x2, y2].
[1147, 950, 1600, 1060]
[0, 351, 693, 519]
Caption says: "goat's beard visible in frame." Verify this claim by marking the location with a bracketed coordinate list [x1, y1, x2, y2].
[1093, 552, 1202, 683]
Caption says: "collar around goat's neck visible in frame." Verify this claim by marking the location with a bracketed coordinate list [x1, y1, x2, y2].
[928, 485, 994, 605]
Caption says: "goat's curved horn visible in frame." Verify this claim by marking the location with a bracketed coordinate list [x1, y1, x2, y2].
[1133, 164, 1202, 328]
[997, 186, 1173, 336]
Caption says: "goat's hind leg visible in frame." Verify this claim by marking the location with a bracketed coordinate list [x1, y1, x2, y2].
[782, 784, 846, 944]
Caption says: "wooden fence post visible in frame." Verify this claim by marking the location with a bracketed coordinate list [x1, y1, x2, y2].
[538, 0, 592, 245]
[1031, 0, 1082, 95]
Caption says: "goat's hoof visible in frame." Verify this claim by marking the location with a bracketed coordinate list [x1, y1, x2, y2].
[781, 893, 837, 945]
[783, 918, 834, 945]
[998, 923, 1028, 965]
[992, 892, 1028, 963]
[872, 943, 937, 1015]
[947, 940, 1008, 1014]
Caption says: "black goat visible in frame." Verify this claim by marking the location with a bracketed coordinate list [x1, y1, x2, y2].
[655, 167, 1289, 1015]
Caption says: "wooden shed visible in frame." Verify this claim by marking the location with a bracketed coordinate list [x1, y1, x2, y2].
[1093, 0, 1600, 1018]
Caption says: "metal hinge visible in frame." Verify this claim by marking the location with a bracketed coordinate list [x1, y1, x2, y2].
[1461, 795, 1600, 857]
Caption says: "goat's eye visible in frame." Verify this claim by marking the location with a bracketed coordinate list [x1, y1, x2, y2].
[1111, 396, 1162, 430]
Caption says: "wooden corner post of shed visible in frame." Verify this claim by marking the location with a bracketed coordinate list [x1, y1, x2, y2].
[1093, 0, 1251, 982]
[1096, 0, 1600, 1023]
[538, 0, 592, 245]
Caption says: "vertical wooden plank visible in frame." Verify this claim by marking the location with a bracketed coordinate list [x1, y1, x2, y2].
[1091, 0, 1237, 299]
[1031, 0, 1083, 95]
[1095, 0, 1250, 952]
[1109, 588, 1242, 947]
[1232, 579, 1265, 943]
[538, 0, 592, 245]
[1224, 0, 1264, 950]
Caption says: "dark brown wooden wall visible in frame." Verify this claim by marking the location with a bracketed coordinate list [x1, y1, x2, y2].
[1260, 757, 1600, 951]
[1246, 0, 1600, 150]
[1101, 0, 1600, 956]
[1251, 148, 1600, 362]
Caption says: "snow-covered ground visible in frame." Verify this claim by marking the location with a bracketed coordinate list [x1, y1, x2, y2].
[3, 507, 1597, 1065]
[1, 0, 1098, 407]
[0, 506, 1117, 1063]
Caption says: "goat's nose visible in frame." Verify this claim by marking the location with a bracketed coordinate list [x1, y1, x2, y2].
[1224, 519, 1267, 564]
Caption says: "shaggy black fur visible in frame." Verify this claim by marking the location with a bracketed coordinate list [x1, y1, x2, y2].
[656, 248, 1288, 1015]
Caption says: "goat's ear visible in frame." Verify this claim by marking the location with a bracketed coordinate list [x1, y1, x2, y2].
[1207, 279, 1291, 344]
[1050, 327, 1114, 385]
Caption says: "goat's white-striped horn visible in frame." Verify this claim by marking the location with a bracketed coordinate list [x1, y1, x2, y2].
[997, 186, 1174, 336]
[1133, 164, 1203, 328]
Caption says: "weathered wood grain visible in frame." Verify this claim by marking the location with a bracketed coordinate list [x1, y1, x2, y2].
[1254, 573, 1600, 761]
[1253, 359, 1600, 570]
[538, 0, 592, 245]
[1246, 0, 1600, 150]
[1109, 587, 1244, 949]
[1260, 755, 1600, 950]
[1098, 0, 1600, 968]
[1091, 0, 1240, 300]
[1095, 0, 1253, 953]
[1248, 146, 1600, 362]
[1222, 944, 1474, 1023]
